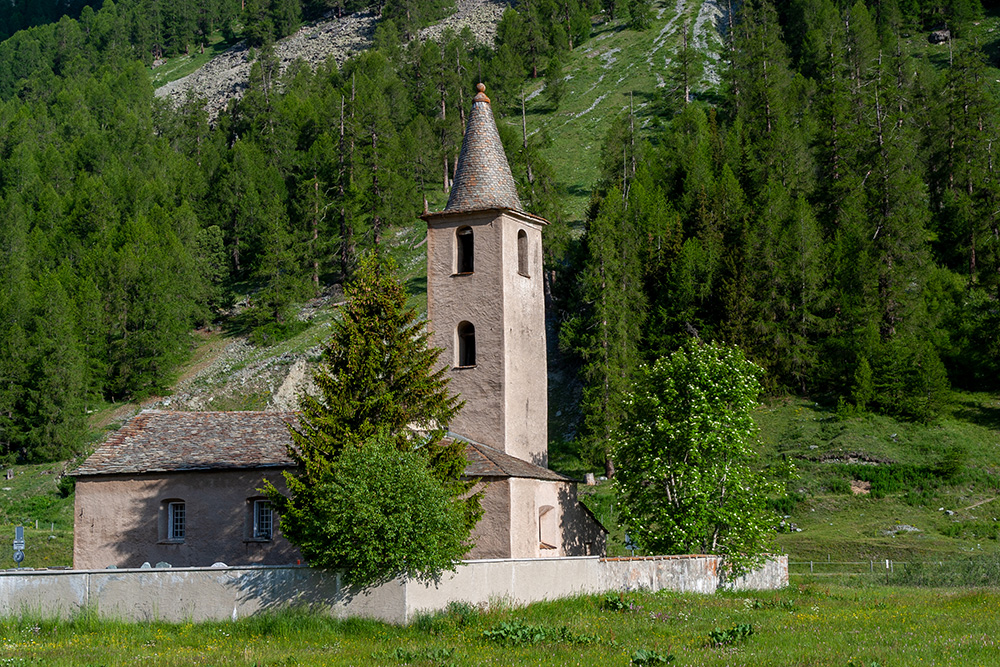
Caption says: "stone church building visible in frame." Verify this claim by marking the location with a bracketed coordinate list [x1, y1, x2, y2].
[72, 84, 606, 570]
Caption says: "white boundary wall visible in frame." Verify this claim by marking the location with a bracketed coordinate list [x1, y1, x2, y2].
[0, 555, 786, 624]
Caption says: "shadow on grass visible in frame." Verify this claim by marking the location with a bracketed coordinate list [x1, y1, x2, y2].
[406, 276, 426, 298]
[953, 399, 1000, 431]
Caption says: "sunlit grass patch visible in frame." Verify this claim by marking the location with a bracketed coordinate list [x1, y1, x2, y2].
[2, 587, 1000, 665]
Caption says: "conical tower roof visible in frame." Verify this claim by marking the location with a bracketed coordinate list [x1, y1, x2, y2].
[444, 83, 523, 213]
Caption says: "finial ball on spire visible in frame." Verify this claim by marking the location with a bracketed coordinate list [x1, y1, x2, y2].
[473, 82, 490, 103]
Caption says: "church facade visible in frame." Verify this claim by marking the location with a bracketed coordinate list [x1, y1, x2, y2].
[71, 83, 605, 569]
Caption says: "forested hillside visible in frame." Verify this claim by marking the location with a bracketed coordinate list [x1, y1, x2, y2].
[0, 0, 998, 469]
[560, 0, 1000, 471]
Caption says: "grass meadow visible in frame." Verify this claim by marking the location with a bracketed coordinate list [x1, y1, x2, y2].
[0, 583, 998, 666]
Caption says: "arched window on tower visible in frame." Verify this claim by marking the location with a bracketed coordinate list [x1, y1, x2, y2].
[456, 226, 474, 274]
[517, 229, 529, 276]
[457, 321, 476, 367]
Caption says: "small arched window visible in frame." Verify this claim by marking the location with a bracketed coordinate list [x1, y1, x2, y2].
[517, 230, 529, 276]
[456, 226, 474, 274]
[457, 321, 476, 367]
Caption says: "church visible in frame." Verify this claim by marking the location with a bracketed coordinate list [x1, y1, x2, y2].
[72, 83, 606, 570]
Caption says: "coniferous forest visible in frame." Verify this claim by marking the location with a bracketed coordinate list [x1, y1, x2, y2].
[0, 0, 997, 466]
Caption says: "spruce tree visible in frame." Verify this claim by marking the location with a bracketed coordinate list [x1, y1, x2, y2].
[264, 253, 481, 586]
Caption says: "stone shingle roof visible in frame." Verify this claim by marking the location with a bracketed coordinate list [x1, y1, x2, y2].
[73, 410, 298, 476]
[444, 83, 523, 213]
[462, 439, 570, 482]
[74, 411, 569, 483]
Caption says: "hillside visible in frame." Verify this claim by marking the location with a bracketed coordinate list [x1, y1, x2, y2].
[154, 0, 513, 120]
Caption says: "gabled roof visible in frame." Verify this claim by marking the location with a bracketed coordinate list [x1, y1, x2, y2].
[443, 83, 523, 214]
[74, 411, 571, 483]
[73, 410, 297, 476]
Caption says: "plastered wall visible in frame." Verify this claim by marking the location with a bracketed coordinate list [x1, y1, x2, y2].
[0, 555, 787, 624]
[425, 210, 548, 464]
[74, 470, 301, 570]
[499, 213, 547, 466]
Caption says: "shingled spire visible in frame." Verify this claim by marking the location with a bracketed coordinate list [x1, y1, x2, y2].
[445, 83, 523, 213]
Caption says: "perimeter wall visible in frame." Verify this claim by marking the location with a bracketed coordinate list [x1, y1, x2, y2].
[0, 555, 787, 624]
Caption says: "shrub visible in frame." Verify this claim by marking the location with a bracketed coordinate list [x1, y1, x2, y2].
[482, 621, 599, 646]
[598, 592, 630, 612]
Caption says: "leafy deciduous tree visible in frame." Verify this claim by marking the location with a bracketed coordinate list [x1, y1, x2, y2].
[614, 341, 780, 575]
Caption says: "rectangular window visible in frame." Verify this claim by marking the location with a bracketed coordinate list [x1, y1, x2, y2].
[253, 500, 273, 541]
[168, 502, 185, 541]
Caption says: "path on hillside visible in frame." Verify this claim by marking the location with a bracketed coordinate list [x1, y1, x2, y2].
[155, 0, 511, 120]
[516, 0, 726, 222]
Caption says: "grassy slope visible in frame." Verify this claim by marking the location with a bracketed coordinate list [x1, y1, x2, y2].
[500, 2, 720, 222]
[149, 33, 241, 89]
[762, 394, 1000, 565]
[0, 461, 75, 569]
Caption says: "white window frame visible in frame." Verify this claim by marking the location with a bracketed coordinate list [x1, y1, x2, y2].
[252, 499, 273, 541]
[167, 501, 185, 542]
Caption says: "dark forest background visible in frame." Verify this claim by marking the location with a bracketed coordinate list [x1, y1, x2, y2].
[0, 0, 998, 467]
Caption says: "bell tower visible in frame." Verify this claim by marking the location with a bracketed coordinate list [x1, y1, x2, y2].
[423, 84, 549, 466]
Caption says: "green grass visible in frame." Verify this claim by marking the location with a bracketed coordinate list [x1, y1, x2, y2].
[149, 32, 242, 89]
[0, 462, 75, 569]
[3, 585, 1000, 665]
[499, 1, 713, 223]
[758, 393, 1000, 564]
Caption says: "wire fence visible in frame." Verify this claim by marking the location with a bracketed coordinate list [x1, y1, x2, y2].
[789, 559, 995, 577]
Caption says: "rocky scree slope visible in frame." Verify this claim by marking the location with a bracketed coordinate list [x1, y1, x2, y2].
[155, 0, 512, 119]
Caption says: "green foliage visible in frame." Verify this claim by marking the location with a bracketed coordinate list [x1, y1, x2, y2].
[837, 455, 966, 498]
[598, 592, 631, 612]
[482, 621, 600, 646]
[631, 648, 675, 665]
[562, 185, 648, 472]
[412, 601, 481, 636]
[56, 476, 75, 499]
[708, 623, 753, 646]
[543, 54, 565, 109]
[615, 342, 780, 575]
[627, 0, 653, 30]
[391, 645, 456, 663]
[264, 254, 480, 588]
[274, 430, 473, 588]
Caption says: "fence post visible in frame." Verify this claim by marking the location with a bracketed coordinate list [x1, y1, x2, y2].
[810, 561, 813, 573]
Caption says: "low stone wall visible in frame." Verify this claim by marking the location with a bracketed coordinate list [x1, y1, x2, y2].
[0, 555, 786, 624]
